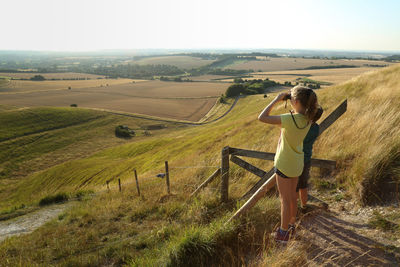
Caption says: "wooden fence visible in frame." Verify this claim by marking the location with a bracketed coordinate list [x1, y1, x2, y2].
[106, 161, 171, 196]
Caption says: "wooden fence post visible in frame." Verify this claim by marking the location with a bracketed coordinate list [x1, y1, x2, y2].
[134, 169, 140, 196]
[118, 178, 121, 192]
[221, 146, 230, 203]
[165, 161, 170, 194]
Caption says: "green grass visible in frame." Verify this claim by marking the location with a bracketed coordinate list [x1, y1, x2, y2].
[0, 77, 11, 82]
[0, 204, 38, 221]
[298, 77, 332, 85]
[369, 211, 399, 232]
[313, 179, 337, 191]
[39, 192, 70, 206]
[0, 104, 18, 112]
[0, 188, 280, 266]
[0, 107, 103, 142]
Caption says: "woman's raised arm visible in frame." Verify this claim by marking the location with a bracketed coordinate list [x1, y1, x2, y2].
[258, 92, 288, 125]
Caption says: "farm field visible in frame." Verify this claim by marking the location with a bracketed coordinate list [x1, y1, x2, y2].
[0, 81, 230, 121]
[132, 55, 216, 69]
[0, 78, 143, 93]
[189, 74, 238, 81]
[251, 67, 385, 85]
[226, 57, 393, 71]
[218, 67, 387, 85]
[0, 72, 105, 80]
[94, 80, 229, 98]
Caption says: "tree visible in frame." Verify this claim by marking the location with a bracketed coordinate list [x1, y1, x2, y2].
[30, 75, 45, 81]
[284, 81, 292, 86]
[248, 83, 264, 94]
[225, 84, 245, 97]
[234, 77, 244, 83]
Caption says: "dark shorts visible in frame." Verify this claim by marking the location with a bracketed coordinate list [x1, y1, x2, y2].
[274, 167, 290, 179]
[296, 161, 311, 191]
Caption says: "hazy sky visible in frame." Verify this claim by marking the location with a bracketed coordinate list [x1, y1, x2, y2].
[1, 0, 399, 51]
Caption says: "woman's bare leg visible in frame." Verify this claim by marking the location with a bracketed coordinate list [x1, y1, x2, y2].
[276, 174, 294, 230]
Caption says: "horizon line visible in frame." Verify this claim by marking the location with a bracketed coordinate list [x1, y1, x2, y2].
[0, 48, 399, 54]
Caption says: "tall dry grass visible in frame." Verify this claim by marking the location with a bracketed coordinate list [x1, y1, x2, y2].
[313, 64, 400, 204]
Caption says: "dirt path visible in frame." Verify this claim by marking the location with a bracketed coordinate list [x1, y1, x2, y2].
[298, 197, 400, 266]
[0, 202, 72, 242]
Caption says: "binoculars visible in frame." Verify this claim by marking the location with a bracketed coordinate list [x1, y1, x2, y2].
[283, 93, 291, 100]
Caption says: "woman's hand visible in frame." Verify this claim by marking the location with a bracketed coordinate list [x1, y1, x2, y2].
[275, 92, 289, 101]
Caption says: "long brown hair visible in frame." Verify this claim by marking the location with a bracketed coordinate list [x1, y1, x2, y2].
[291, 85, 318, 121]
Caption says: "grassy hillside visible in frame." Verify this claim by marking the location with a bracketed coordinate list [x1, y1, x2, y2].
[0, 64, 399, 265]
[0, 107, 185, 210]
[0, 107, 103, 142]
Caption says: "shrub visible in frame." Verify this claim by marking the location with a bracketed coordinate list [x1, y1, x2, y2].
[262, 79, 277, 88]
[219, 95, 226, 103]
[70, 104, 78, 107]
[233, 78, 244, 83]
[39, 192, 69, 206]
[284, 81, 292, 86]
[225, 84, 245, 97]
[74, 190, 94, 200]
[247, 83, 264, 94]
[30, 75, 45, 81]
[243, 88, 258, 95]
[115, 125, 135, 138]
[369, 211, 399, 231]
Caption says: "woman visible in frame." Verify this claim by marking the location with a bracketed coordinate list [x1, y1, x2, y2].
[258, 85, 318, 244]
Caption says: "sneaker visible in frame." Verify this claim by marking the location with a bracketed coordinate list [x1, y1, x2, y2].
[273, 228, 289, 244]
[288, 224, 296, 237]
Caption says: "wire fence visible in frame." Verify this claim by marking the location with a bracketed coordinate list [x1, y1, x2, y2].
[90, 163, 222, 197]
[169, 165, 219, 169]
[91, 163, 256, 203]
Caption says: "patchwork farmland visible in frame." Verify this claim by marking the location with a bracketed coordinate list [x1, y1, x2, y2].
[225, 57, 393, 71]
[0, 80, 230, 121]
[0, 78, 145, 93]
[132, 55, 216, 69]
[237, 67, 386, 85]
[0, 72, 106, 80]
[0, 55, 395, 123]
